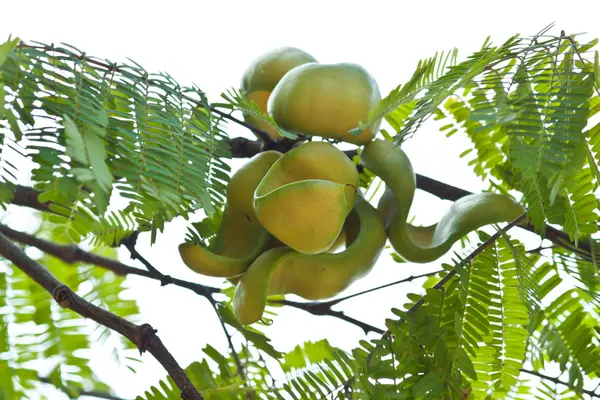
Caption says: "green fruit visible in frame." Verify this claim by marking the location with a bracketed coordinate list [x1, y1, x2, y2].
[240, 47, 317, 141]
[179, 151, 282, 277]
[253, 141, 359, 255]
[233, 196, 386, 325]
[268, 62, 381, 145]
[361, 139, 526, 263]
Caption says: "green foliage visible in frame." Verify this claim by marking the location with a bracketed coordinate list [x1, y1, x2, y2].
[218, 88, 296, 140]
[216, 303, 282, 360]
[3, 25, 600, 400]
[137, 339, 356, 400]
[0, 217, 140, 399]
[353, 47, 459, 137]
[0, 40, 232, 245]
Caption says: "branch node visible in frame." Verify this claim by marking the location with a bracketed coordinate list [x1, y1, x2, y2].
[53, 285, 72, 308]
[138, 323, 158, 355]
[160, 275, 174, 286]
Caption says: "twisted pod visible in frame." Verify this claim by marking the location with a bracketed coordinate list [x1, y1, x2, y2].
[233, 196, 387, 325]
[179, 151, 282, 277]
[361, 139, 526, 263]
[253, 141, 359, 255]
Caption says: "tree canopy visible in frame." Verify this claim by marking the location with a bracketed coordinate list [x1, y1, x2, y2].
[1, 23, 600, 399]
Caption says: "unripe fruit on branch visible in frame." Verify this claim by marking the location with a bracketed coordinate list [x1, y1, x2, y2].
[268, 62, 382, 145]
[240, 47, 317, 141]
[253, 141, 359, 255]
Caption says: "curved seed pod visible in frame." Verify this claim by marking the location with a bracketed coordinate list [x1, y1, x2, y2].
[268, 62, 381, 145]
[226, 230, 344, 287]
[240, 47, 317, 141]
[179, 151, 282, 277]
[361, 139, 526, 263]
[254, 141, 359, 255]
[233, 196, 386, 325]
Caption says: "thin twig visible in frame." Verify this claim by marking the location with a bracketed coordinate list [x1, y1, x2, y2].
[211, 107, 273, 147]
[120, 233, 173, 285]
[323, 270, 444, 308]
[206, 299, 249, 393]
[3, 223, 427, 336]
[11, 185, 54, 213]
[0, 231, 204, 400]
[269, 298, 384, 335]
[16, 42, 276, 149]
[520, 368, 600, 398]
[119, 232, 248, 390]
[38, 376, 131, 400]
[267, 270, 444, 334]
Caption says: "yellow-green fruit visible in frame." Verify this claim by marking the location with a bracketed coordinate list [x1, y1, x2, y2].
[240, 47, 317, 141]
[268, 62, 381, 145]
[233, 196, 386, 325]
[179, 151, 282, 277]
[361, 139, 526, 263]
[254, 141, 359, 255]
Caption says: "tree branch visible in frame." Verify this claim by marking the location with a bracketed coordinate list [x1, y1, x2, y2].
[0, 232, 204, 400]
[1, 223, 250, 392]
[3, 222, 438, 338]
[11, 185, 54, 213]
[0, 223, 220, 298]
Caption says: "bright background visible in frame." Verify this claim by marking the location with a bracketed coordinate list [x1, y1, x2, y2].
[1, 1, 599, 398]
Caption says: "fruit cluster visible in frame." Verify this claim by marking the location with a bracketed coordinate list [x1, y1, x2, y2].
[179, 47, 526, 325]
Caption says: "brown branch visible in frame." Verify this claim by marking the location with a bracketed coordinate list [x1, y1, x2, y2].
[0, 223, 220, 297]
[225, 137, 263, 158]
[323, 270, 444, 307]
[0, 231, 204, 400]
[1, 223, 250, 391]
[12, 185, 53, 213]
[3, 222, 431, 338]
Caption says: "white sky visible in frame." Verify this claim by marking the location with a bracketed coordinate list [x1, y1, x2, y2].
[1, 0, 600, 399]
